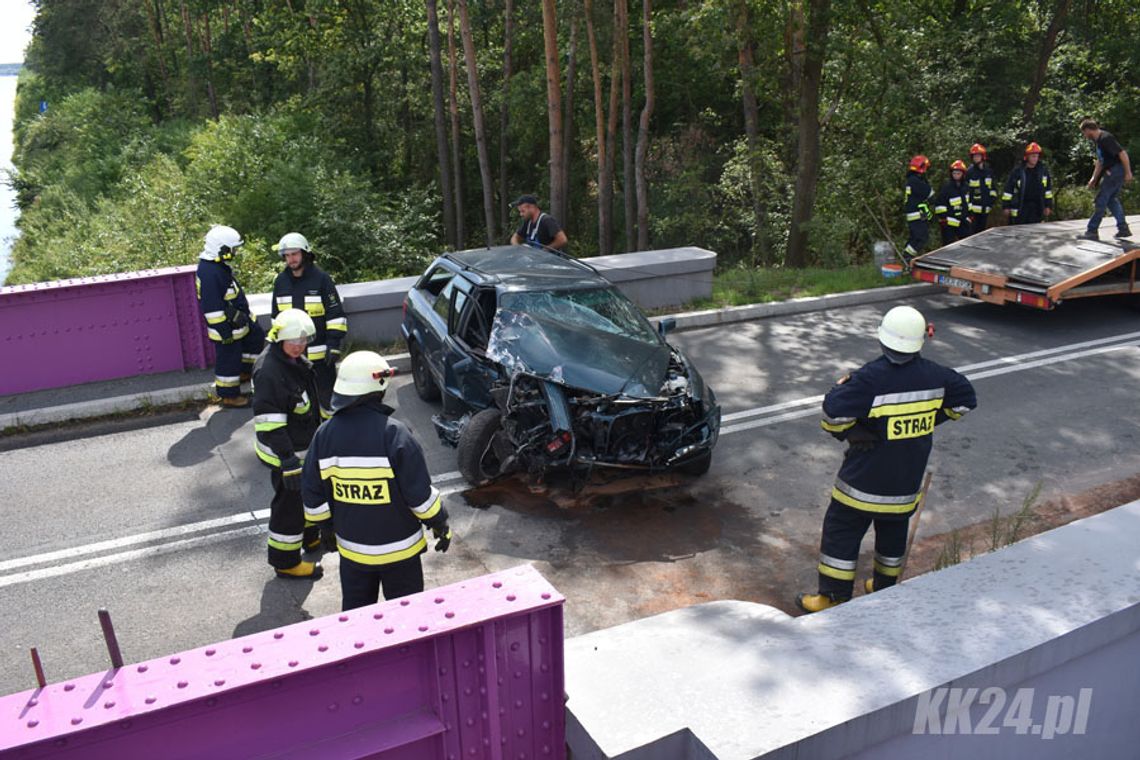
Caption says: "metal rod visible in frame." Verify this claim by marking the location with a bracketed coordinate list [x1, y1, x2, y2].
[98, 609, 124, 669]
[30, 647, 46, 688]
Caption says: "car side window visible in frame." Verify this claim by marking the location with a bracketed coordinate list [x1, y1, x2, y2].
[420, 267, 455, 300]
[433, 274, 472, 330]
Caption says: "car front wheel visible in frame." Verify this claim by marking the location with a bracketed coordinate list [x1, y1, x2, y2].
[409, 343, 441, 402]
[457, 408, 507, 486]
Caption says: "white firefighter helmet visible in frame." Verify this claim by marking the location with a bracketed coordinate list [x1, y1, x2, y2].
[269, 308, 316, 343]
[878, 305, 927, 354]
[201, 225, 243, 262]
[277, 232, 311, 258]
[332, 351, 394, 408]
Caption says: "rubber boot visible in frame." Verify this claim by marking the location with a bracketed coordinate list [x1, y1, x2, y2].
[1077, 230, 1099, 241]
[275, 561, 323, 580]
[1116, 226, 1133, 239]
[864, 578, 875, 594]
[220, 395, 251, 409]
[795, 593, 846, 613]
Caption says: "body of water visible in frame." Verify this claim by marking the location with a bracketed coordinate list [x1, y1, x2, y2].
[0, 74, 19, 285]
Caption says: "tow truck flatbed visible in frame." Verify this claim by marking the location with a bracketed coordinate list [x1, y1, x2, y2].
[911, 216, 1139, 309]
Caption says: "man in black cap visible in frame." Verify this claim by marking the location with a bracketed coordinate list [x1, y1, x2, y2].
[509, 194, 568, 250]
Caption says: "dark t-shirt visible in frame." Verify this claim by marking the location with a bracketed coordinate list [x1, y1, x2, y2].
[515, 213, 562, 247]
[1095, 130, 1124, 171]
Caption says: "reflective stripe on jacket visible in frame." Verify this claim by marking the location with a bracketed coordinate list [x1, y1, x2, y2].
[271, 265, 348, 361]
[820, 355, 977, 515]
[251, 344, 322, 469]
[301, 400, 448, 565]
[196, 257, 252, 343]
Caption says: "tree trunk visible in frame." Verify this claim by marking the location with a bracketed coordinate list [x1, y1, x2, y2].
[143, 0, 174, 119]
[784, 0, 831, 268]
[446, 0, 466, 246]
[426, 0, 455, 247]
[456, 0, 497, 247]
[634, 0, 654, 252]
[179, 2, 200, 117]
[561, 15, 578, 232]
[585, 0, 611, 255]
[619, 0, 635, 252]
[1022, 0, 1071, 127]
[540, 0, 565, 226]
[735, 0, 771, 265]
[198, 12, 219, 120]
[499, 0, 514, 234]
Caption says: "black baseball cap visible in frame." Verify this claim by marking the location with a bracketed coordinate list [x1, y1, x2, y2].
[510, 194, 539, 207]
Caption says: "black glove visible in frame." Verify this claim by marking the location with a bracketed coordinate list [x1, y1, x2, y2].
[281, 456, 302, 493]
[845, 423, 878, 453]
[320, 523, 338, 552]
[325, 351, 339, 367]
[432, 525, 452, 553]
[231, 310, 250, 329]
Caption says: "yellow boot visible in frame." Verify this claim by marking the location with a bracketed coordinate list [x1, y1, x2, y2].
[796, 593, 846, 613]
[275, 561, 323, 580]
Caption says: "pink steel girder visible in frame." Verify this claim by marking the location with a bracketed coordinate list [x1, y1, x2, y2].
[0, 565, 566, 760]
[0, 266, 213, 396]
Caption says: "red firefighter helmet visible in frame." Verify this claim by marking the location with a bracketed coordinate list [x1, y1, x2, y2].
[908, 155, 930, 173]
[950, 159, 968, 173]
[969, 143, 987, 158]
[1024, 142, 1043, 158]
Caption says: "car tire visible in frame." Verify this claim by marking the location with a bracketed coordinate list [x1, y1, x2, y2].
[677, 451, 712, 477]
[457, 408, 506, 486]
[409, 343, 441, 402]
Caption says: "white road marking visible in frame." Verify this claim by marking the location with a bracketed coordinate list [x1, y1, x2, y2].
[2, 332, 1137, 587]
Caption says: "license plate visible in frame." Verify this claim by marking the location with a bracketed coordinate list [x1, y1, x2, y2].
[937, 274, 972, 290]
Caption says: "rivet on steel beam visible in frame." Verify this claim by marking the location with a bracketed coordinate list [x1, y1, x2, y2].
[309, 629, 320, 636]
[145, 696, 156, 704]
[318, 645, 328, 653]
[170, 657, 181, 665]
[104, 701, 115, 709]
[541, 593, 551, 600]
[445, 611, 455, 619]
[419, 625, 428, 632]
[400, 600, 410, 606]
[137, 665, 148, 673]
[274, 632, 284, 639]
[26, 720, 38, 728]
[205, 648, 216, 656]
[70, 717, 83, 725]
[434, 597, 445, 604]
[372, 612, 383, 620]
[251, 663, 261, 670]
[338, 615, 349, 622]
[493, 582, 502, 588]
[354, 641, 364, 649]
[384, 628, 394, 634]
[288, 660, 298, 667]
[352, 696, 363, 705]
[30, 647, 46, 689]
[243, 646, 253, 653]
[506, 594, 517, 602]
[63, 684, 75, 692]
[177, 681, 188, 688]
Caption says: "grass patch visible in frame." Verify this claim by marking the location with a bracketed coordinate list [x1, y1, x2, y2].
[684, 263, 906, 311]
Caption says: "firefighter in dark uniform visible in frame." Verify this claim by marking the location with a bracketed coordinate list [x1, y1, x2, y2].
[797, 306, 977, 613]
[195, 225, 265, 408]
[903, 156, 934, 267]
[252, 309, 325, 580]
[934, 159, 970, 246]
[964, 143, 997, 236]
[271, 232, 348, 419]
[302, 351, 453, 610]
[1002, 142, 1054, 225]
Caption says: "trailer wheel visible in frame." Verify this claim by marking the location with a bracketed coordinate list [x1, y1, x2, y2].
[409, 343, 440, 402]
[457, 408, 506, 486]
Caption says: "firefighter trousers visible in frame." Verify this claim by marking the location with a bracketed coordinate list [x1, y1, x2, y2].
[213, 324, 266, 398]
[968, 212, 990, 237]
[816, 498, 910, 600]
[339, 555, 424, 611]
[904, 221, 929, 261]
[267, 468, 320, 570]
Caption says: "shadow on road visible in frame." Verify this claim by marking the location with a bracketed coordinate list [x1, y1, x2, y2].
[231, 572, 321, 639]
[168, 406, 250, 467]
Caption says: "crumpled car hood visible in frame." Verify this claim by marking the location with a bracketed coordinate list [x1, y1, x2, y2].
[487, 309, 669, 397]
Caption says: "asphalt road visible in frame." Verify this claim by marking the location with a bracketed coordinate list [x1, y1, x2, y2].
[2, 292, 1138, 697]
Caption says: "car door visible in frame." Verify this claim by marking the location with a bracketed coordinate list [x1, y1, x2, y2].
[441, 285, 500, 415]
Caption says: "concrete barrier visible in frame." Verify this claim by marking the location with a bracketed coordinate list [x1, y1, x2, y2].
[564, 500, 1140, 759]
[0, 565, 565, 760]
[249, 247, 718, 344]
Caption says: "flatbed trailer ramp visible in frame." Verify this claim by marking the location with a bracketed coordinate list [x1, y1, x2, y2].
[911, 216, 1139, 309]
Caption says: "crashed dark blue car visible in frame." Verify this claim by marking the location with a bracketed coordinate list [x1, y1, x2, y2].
[401, 246, 720, 486]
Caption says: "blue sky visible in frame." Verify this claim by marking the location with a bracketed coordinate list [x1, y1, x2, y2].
[1, 0, 35, 64]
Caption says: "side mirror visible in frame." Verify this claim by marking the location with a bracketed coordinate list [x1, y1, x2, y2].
[657, 317, 676, 337]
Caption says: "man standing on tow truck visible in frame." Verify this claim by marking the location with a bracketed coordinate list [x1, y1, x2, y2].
[1002, 142, 1053, 225]
[1078, 118, 1133, 241]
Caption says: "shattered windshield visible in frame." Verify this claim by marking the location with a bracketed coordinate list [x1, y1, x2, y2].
[499, 288, 659, 343]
